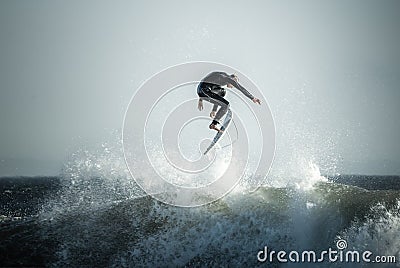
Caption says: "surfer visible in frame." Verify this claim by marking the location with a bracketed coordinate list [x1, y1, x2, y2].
[197, 72, 261, 132]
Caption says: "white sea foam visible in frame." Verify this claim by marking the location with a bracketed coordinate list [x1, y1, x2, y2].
[37, 133, 399, 267]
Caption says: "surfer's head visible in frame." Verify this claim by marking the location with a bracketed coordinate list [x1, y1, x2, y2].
[227, 74, 238, 88]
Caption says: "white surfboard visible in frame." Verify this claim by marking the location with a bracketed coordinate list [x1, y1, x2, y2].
[204, 109, 232, 155]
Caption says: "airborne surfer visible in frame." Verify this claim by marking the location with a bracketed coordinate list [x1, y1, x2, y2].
[197, 72, 261, 132]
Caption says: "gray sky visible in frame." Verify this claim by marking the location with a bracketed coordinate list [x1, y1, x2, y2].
[0, 0, 399, 176]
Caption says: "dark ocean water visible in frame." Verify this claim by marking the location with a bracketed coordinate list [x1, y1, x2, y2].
[1, 175, 399, 267]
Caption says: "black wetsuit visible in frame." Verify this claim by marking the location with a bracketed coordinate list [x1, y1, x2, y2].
[197, 71, 254, 125]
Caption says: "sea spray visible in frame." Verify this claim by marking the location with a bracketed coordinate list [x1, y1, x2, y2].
[32, 134, 399, 267]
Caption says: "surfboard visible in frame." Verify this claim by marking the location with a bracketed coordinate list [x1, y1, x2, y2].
[204, 109, 232, 155]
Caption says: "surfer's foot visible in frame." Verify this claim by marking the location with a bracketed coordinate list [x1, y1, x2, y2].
[209, 123, 223, 133]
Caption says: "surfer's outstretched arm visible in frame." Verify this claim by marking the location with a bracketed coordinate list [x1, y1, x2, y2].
[222, 74, 261, 105]
[228, 79, 254, 100]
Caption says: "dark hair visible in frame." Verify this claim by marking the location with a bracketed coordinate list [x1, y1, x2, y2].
[230, 74, 237, 78]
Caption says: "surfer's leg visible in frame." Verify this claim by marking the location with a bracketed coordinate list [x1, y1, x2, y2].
[214, 100, 229, 122]
[202, 90, 229, 124]
[198, 86, 228, 132]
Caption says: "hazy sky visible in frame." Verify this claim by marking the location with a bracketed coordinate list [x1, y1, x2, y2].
[0, 0, 399, 176]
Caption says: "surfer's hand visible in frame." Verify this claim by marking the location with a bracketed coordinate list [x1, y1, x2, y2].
[252, 98, 261, 105]
[210, 111, 216, 118]
[198, 99, 203, 111]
